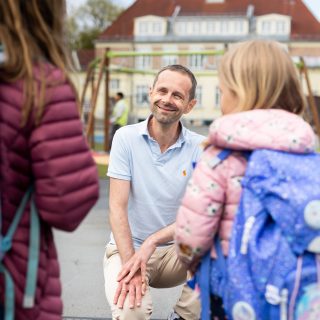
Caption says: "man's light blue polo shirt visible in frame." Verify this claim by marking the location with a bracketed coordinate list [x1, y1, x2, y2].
[107, 116, 205, 247]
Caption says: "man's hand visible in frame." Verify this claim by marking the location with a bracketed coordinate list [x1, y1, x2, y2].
[113, 271, 144, 309]
[113, 239, 156, 309]
[117, 237, 156, 286]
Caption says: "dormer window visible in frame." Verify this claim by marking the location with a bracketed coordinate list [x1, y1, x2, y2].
[134, 15, 166, 36]
[139, 22, 149, 34]
[174, 18, 248, 36]
[220, 21, 227, 33]
[262, 21, 272, 34]
[276, 21, 286, 33]
[256, 14, 291, 36]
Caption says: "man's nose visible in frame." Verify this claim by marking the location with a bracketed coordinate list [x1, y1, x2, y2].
[161, 93, 173, 104]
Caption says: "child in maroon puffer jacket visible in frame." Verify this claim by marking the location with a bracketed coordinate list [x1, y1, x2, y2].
[0, 1, 99, 319]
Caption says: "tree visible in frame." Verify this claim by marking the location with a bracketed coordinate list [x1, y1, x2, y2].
[66, 13, 80, 50]
[77, 0, 123, 30]
[66, 0, 124, 50]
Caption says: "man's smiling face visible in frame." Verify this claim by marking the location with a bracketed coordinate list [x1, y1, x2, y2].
[149, 70, 196, 125]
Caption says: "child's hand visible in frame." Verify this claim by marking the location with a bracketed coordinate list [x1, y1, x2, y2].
[188, 256, 201, 276]
[177, 243, 201, 274]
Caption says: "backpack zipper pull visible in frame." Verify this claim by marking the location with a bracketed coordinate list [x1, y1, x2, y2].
[280, 289, 289, 320]
[240, 216, 256, 254]
[265, 285, 288, 319]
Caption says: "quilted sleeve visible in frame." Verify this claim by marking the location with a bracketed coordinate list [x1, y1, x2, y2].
[30, 78, 99, 231]
[175, 146, 227, 264]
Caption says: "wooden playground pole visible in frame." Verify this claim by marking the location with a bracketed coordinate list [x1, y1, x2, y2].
[86, 50, 108, 147]
[104, 48, 110, 152]
[300, 57, 320, 139]
[90, 65, 96, 148]
[79, 63, 94, 114]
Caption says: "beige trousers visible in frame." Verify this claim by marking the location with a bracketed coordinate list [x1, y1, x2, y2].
[103, 244, 200, 320]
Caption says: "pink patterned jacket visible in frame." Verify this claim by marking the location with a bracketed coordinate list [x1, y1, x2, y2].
[175, 109, 315, 263]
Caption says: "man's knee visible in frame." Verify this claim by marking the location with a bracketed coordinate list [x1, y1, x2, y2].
[111, 303, 152, 320]
[103, 247, 153, 319]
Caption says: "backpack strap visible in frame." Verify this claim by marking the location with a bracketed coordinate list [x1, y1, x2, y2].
[1, 187, 33, 255]
[0, 264, 14, 320]
[198, 249, 211, 320]
[208, 149, 251, 169]
[197, 237, 228, 320]
[23, 198, 40, 308]
[208, 149, 232, 168]
[0, 186, 40, 320]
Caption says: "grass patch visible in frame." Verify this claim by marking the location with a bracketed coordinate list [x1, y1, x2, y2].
[93, 142, 104, 152]
[97, 163, 108, 179]
[92, 142, 108, 179]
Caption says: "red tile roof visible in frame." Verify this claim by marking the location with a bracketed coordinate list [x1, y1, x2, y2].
[76, 49, 95, 70]
[99, 0, 320, 40]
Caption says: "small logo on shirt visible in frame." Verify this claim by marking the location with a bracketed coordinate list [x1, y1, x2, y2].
[182, 169, 187, 176]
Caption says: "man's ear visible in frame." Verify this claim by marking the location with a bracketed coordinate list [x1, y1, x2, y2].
[184, 99, 197, 114]
[149, 86, 153, 99]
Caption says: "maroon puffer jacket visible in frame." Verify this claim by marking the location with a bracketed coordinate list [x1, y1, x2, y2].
[0, 64, 99, 319]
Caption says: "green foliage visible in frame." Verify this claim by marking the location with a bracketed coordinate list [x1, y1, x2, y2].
[66, 0, 124, 50]
[77, 28, 101, 49]
[77, 0, 123, 30]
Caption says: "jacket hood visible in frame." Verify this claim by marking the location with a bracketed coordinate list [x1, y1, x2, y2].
[209, 109, 315, 153]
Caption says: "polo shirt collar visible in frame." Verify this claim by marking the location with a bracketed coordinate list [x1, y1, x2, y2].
[138, 115, 186, 146]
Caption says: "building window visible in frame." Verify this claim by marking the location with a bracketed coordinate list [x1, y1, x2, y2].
[207, 21, 215, 34]
[136, 85, 149, 106]
[137, 19, 164, 36]
[138, 22, 149, 34]
[135, 49, 152, 69]
[234, 20, 244, 34]
[215, 86, 220, 108]
[153, 22, 162, 33]
[192, 21, 201, 34]
[188, 54, 205, 70]
[110, 79, 120, 90]
[220, 21, 229, 34]
[276, 21, 286, 34]
[262, 21, 272, 34]
[162, 47, 178, 67]
[175, 22, 188, 35]
[195, 86, 202, 108]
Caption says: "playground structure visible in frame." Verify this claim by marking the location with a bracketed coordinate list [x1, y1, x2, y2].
[80, 49, 320, 152]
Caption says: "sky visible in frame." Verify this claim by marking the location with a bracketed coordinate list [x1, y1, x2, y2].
[67, 0, 320, 21]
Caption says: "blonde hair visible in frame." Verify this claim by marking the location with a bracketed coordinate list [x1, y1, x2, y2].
[218, 40, 305, 115]
[0, 0, 75, 125]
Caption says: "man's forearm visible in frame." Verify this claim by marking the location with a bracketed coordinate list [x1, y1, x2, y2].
[110, 208, 135, 263]
[115, 222, 177, 285]
[144, 223, 175, 247]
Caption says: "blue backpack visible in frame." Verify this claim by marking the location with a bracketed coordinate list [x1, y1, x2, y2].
[0, 186, 40, 320]
[190, 149, 320, 320]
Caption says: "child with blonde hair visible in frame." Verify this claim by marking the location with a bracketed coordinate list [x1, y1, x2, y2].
[175, 40, 317, 319]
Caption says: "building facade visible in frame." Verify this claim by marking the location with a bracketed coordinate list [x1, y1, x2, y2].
[96, 0, 320, 123]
